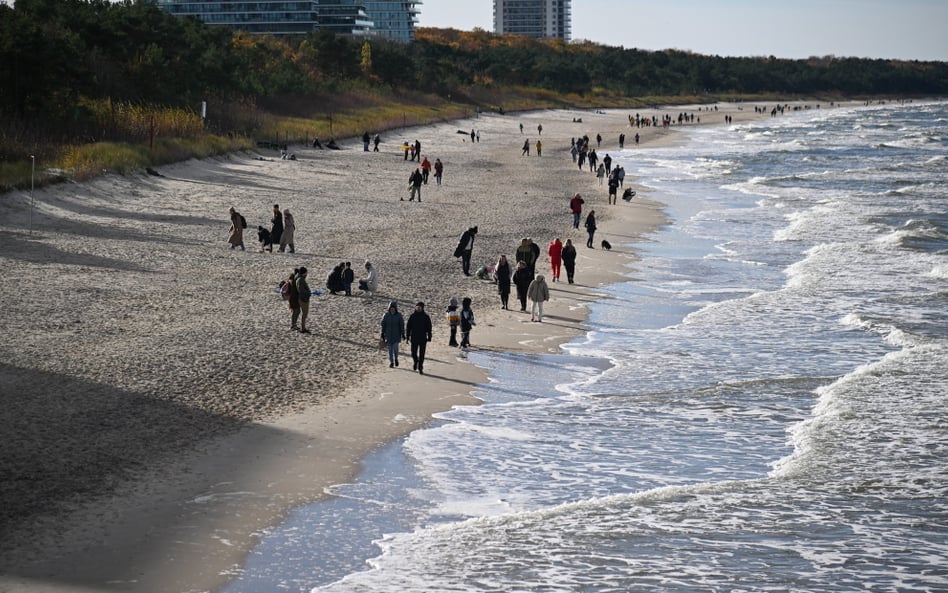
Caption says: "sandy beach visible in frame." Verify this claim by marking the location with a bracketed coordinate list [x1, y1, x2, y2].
[0, 102, 775, 592]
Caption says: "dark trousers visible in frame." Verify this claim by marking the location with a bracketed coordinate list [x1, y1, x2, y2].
[517, 288, 527, 311]
[461, 250, 473, 275]
[564, 261, 575, 284]
[411, 339, 427, 369]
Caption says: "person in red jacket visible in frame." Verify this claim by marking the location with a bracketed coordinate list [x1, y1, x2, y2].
[569, 193, 585, 229]
[548, 238, 563, 282]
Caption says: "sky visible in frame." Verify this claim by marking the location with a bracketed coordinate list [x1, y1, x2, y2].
[418, 0, 948, 61]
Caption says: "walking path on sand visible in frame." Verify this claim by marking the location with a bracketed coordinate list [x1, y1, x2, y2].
[0, 102, 799, 592]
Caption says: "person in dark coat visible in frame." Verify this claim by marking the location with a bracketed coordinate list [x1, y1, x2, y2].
[405, 302, 433, 374]
[380, 301, 405, 368]
[584, 210, 597, 248]
[342, 261, 355, 296]
[494, 255, 512, 309]
[561, 239, 577, 284]
[284, 268, 300, 330]
[269, 204, 283, 251]
[454, 226, 478, 276]
[459, 297, 475, 349]
[512, 260, 532, 312]
[326, 263, 345, 294]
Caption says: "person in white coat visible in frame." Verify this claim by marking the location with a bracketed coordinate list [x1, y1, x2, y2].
[526, 274, 550, 322]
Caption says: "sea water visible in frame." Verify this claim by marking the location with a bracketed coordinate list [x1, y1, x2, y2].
[222, 101, 948, 593]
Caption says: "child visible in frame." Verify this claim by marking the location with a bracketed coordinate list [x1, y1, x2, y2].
[257, 225, 272, 252]
[342, 261, 354, 296]
[459, 297, 475, 349]
[445, 297, 460, 347]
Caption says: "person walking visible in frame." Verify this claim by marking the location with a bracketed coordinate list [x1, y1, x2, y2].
[434, 158, 444, 185]
[268, 204, 283, 253]
[562, 239, 577, 284]
[373, 133, 381, 152]
[535, 139, 542, 157]
[585, 210, 598, 248]
[413, 140, 422, 162]
[512, 261, 532, 312]
[405, 301, 433, 374]
[527, 274, 550, 322]
[227, 207, 245, 251]
[279, 209, 295, 253]
[295, 267, 311, 333]
[407, 168, 423, 202]
[548, 238, 563, 282]
[459, 297, 475, 349]
[380, 301, 405, 368]
[445, 296, 460, 347]
[494, 255, 512, 309]
[454, 226, 478, 276]
[515, 238, 536, 279]
[521, 139, 530, 156]
[569, 193, 584, 229]
[421, 156, 432, 184]
[362, 131, 371, 152]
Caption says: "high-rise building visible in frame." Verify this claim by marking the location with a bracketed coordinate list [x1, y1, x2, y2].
[363, 1, 422, 43]
[152, 0, 374, 37]
[493, 0, 571, 41]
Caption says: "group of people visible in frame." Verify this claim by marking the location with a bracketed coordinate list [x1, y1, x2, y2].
[404, 156, 445, 201]
[381, 295, 476, 373]
[228, 204, 296, 253]
[250, 116, 623, 375]
[278, 261, 379, 333]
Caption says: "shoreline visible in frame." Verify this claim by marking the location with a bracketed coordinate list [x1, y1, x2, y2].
[0, 102, 789, 592]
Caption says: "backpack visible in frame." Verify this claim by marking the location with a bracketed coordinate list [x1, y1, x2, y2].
[240, 214, 247, 229]
[279, 280, 291, 301]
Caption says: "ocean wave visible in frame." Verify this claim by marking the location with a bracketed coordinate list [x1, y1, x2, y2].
[930, 264, 948, 279]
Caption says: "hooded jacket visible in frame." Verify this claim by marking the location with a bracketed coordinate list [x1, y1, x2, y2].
[527, 275, 550, 303]
[380, 301, 405, 343]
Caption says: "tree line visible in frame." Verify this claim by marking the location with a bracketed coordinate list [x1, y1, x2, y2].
[2, 0, 946, 155]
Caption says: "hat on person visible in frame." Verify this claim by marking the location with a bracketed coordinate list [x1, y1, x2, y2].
[298, 266, 307, 275]
[388, 300, 398, 310]
[416, 301, 425, 308]
[449, 296, 458, 306]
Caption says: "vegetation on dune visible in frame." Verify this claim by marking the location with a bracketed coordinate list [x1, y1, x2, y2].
[1, 0, 946, 191]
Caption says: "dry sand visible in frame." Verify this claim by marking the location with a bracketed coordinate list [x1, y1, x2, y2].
[0, 102, 776, 592]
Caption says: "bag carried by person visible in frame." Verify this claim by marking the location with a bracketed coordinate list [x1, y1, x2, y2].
[240, 214, 248, 228]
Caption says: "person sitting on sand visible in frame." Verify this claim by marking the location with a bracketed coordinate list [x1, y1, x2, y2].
[313, 137, 323, 149]
[327, 138, 340, 150]
[358, 261, 378, 294]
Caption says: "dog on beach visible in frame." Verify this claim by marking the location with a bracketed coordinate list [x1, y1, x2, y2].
[622, 188, 636, 201]
[601, 239, 612, 250]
